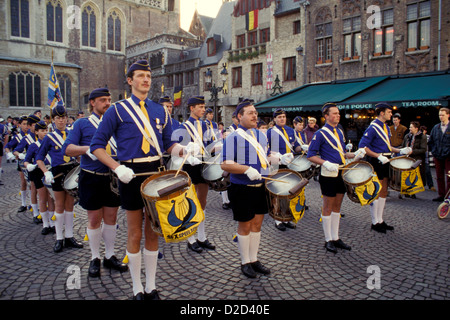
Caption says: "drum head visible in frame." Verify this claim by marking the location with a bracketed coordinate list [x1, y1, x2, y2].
[142, 171, 190, 198]
[287, 155, 311, 172]
[63, 165, 80, 190]
[390, 157, 414, 170]
[343, 162, 373, 184]
[202, 154, 223, 181]
[265, 169, 303, 196]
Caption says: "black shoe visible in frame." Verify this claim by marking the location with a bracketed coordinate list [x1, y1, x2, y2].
[197, 239, 215, 250]
[432, 196, 444, 202]
[64, 237, 84, 248]
[222, 203, 230, 210]
[371, 223, 386, 233]
[187, 241, 203, 253]
[250, 261, 271, 275]
[17, 206, 27, 213]
[305, 205, 309, 210]
[411, 194, 416, 199]
[379, 221, 394, 231]
[324, 241, 337, 253]
[275, 222, 286, 231]
[333, 239, 352, 251]
[33, 216, 42, 224]
[41, 227, 51, 235]
[144, 289, 161, 300]
[284, 221, 296, 229]
[88, 258, 101, 278]
[104, 255, 129, 272]
[53, 239, 64, 253]
[133, 292, 145, 300]
[49, 226, 56, 234]
[241, 263, 257, 278]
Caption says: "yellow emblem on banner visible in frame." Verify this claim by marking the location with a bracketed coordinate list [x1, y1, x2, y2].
[400, 167, 424, 195]
[355, 175, 382, 206]
[155, 185, 205, 243]
[289, 189, 306, 223]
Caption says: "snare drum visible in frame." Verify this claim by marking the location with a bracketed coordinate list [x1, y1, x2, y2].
[19, 160, 29, 181]
[63, 165, 81, 201]
[342, 161, 375, 204]
[201, 153, 230, 192]
[265, 169, 309, 222]
[287, 155, 317, 179]
[389, 156, 418, 191]
[141, 170, 203, 242]
[43, 178, 55, 200]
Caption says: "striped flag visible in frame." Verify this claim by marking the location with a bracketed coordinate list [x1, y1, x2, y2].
[47, 63, 64, 108]
[246, 10, 258, 31]
[173, 86, 182, 107]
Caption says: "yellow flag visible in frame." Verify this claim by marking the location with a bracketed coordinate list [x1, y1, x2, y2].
[155, 184, 205, 243]
[289, 189, 306, 223]
[400, 167, 424, 195]
[355, 175, 382, 206]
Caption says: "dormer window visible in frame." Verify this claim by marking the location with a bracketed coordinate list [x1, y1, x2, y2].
[207, 38, 216, 56]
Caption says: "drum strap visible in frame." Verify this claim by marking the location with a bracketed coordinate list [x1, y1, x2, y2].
[320, 127, 346, 163]
[235, 128, 270, 169]
[206, 120, 217, 141]
[272, 126, 293, 153]
[24, 134, 36, 146]
[35, 140, 52, 165]
[15, 133, 23, 143]
[370, 122, 392, 151]
[47, 132, 75, 162]
[183, 121, 209, 156]
[88, 115, 118, 154]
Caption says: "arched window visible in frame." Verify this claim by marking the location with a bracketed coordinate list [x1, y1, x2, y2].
[57, 74, 72, 108]
[9, 71, 41, 107]
[108, 10, 122, 51]
[315, 7, 333, 63]
[10, 0, 29, 38]
[47, 0, 63, 42]
[82, 5, 96, 47]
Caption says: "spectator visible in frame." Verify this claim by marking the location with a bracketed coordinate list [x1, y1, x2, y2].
[420, 125, 435, 191]
[389, 113, 408, 155]
[304, 117, 319, 142]
[428, 107, 450, 202]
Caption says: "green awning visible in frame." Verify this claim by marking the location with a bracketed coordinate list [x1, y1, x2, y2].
[336, 73, 450, 110]
[255, 76, 388, 113]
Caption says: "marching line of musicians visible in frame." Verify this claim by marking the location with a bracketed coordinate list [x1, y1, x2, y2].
[1, 60, 417, 300]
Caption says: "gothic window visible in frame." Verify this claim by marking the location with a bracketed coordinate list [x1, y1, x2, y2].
[10, 0, 29, 38]
[82, 5, 96, 47]
[108, 10, 122, 51]
[9, 71, 41, 107]
[46, 0, 63, 42]
[57, 74, 72, 108]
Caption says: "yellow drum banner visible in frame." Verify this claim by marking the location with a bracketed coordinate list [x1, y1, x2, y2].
[155, 185, 205, 243]
[355, 175, 382, 206]
[400, 167, 424, 195]
[289, 189, 306, 223]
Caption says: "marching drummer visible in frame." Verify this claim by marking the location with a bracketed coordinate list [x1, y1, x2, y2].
[62, 88, 127, 278]
[358, 102, 412, 233]
[266, 108, 305, 231]
[293, 116, 308, 146]
[158, 96, 180, 130]
[36, 102, 83, 253]
[204, 108, 218, 142]
[175, 96, 216, 253]
[90, 60, 188, 300]
[221, 99, 275, 278]
[307, 103, 364, 253]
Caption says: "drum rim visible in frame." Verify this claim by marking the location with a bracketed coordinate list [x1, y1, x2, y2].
[265, 168, 305, 198]
[287, 154, 312, 171]
[63, 164, 81, 189]
[389, 155, 415, 171]
[140, 170, 191, 201]
[342, 160, 374, 187]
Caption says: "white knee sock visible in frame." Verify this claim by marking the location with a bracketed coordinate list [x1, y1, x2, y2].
[197, 220, 206, 242]
[64, 211, 74, 238]
[221, 191, 229, 204]
[237, 234, 250, 265]
[40, 211, 49, 228]
[127, 250, 143, 295]
[187, 235, 196, 244]
[48, 211, 55, 227]
[20, 190, 27, 206]
[370, 199, 379, 224]
[330, 212, 340, 241]
[143, 249, 158, 293]
[54, 212, 65, 240]
[377, 197, 386, 223]
[321, 215, 332, 242]
[249, 231, 261, 263]
[87, 227, 102, 260]
[102, 223, 117, 259]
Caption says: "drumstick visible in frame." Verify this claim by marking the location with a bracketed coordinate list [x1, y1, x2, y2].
[175, 154, 189, 177]
[133, 171, 158, 177]
[339, 167, 360, 170]
[262, 177, 289, 183]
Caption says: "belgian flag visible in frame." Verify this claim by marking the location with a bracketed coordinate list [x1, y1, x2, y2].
[245, 9, 258, 31]
[173, 86, 182, 107]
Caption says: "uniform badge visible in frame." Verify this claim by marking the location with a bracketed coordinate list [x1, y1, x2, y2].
[156, 118, 163, 133]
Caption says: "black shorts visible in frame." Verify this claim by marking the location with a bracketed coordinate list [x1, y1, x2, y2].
[228, 183, 269, 222]
[183, 163, 206, 185]
[366, 156, 390, 180]
[119, 161, 160, 211]
[51, 163, 78, 192]
[319, 172, 346, 197]
[0, 142, 3, 156]
[29, 168, 44, 189]
[78, 169, 121, 211]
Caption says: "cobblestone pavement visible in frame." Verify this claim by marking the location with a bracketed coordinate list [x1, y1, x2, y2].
[0, 158, 448, 303]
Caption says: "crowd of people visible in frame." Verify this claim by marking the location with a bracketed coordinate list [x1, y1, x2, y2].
[0, 59, 449, 300]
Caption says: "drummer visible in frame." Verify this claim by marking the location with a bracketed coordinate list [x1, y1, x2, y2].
[307, 103, 364, 253]
[358, 102, 412, 233]
[267, 108, 305, 231]
[24, 120, 56, 235]
[90, 60, 188, 300]
[176, 95, 216, 253]
[158, 96, 180, 130]
[221, 99, 276, 278]
[204, 108, 218, 142]
[293, 116, 308, 146]
[62, 88, 127, 278]
[36, 102, 83, 253]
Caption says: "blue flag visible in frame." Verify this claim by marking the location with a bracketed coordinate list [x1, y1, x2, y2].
[47, 63, 64, 108]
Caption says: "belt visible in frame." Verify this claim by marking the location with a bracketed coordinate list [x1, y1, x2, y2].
[247, 183, 263, 187]
[82, 168, 111, 176]
[122, 156, 161, 163]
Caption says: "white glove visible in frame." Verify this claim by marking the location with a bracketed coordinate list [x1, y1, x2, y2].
[26, 164, 37, 172]
[280, 153, 294, 165]
[244, 167, 262, 181]
[377, 155, 389, 164]
[399, 147, 412, 155]
[354, 148, 366, 160]
[186, 156, 202, 166]
[114, 165, 135, 184]
[18, 153, 25, 160]
[346, 143, 353, 151]
[185, 142, 201, 156]
[6, 152, 14, 161]
[85, 149, 97, 161]
[322, 160, 339, 173]
[44, 171, 54, 184]
[301, 144, 309, 152]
